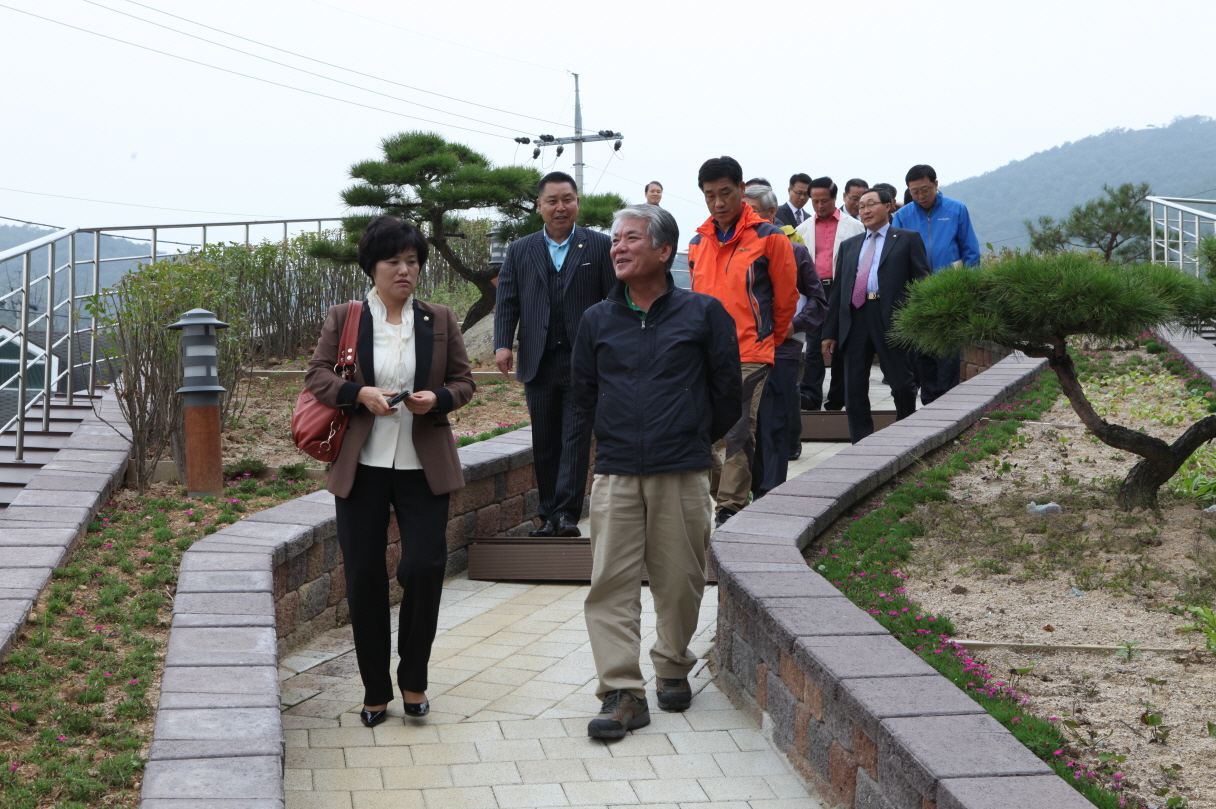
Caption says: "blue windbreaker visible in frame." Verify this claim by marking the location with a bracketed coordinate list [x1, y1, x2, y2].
[892, 192, 981, 270]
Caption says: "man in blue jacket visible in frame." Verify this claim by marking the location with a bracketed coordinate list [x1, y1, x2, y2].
[891, 164, 981, 403]
[573, 204, 741, 740]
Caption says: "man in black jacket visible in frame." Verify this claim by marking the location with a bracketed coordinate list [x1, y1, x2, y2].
[572, 204, 741, 739]
[494, 172, 616, 537]
[821, 187, 930, 443]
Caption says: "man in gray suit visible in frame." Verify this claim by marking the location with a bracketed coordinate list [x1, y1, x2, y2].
[494, 172, 616, 537]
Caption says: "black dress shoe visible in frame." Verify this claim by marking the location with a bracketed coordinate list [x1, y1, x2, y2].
[403, 700, 429, 718]
[360, 708, 387, 728]
[555, 517, 581, 537]
[788, 446, 802, 461]
[528, 519, 557, 537]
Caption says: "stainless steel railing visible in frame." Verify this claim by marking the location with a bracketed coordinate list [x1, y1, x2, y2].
[1149, 196, 1216, 276]
[0, 217, 343, 461]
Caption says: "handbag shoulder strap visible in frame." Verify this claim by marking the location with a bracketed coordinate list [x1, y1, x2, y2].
[336, 300, 362, 377]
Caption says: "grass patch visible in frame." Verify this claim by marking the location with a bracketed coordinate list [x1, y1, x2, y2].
[455, 420, 529, 448]
[0, 473, 319, 808]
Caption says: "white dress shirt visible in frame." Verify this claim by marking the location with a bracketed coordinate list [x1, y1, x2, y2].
[359, 288, 422, 470]
[786, 201, 807, 225]
[858, 225, 889, 294]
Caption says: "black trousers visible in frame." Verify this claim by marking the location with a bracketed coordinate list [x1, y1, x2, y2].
[915, 350, 962, 405]
[788, 355, 804, 455]
[334, 465, 449, 706]
[752, 357, 799, 498]
[843, 300, 918, 444]
[524, 347, 592, 523]
[801, 314, 845, 411]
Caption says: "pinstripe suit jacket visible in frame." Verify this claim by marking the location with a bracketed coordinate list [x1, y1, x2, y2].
[493, 226, 615, 384]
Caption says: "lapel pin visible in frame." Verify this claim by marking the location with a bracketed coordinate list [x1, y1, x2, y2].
[423, 315, 429, 321]
[578, 244, 583, 249]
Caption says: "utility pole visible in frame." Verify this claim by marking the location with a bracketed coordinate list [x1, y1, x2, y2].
[519, 73, 622, 193]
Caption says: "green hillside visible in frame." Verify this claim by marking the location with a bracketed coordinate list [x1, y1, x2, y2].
[940, 116, 1216, 250]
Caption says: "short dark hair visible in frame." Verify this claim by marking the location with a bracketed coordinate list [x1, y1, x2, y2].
[538, 171, 578, 197]
[789, 173, 812, 188]
[699, 156, 744, 189]
[862, 187, 893, 205]
[645, 181, 663, 193]
[809, 176, 838, 198]
[844, 178, 868, 194]
[905, 164, 937, 184]
[903, 188, 914, 205]
[745, 177, 771, 187]
[873, 182, 898, 201]
[357, 215, 429, 278]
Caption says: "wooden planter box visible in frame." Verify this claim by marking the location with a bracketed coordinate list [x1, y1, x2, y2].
[467, 536, 716, 584]
[801, 409, 897, 441]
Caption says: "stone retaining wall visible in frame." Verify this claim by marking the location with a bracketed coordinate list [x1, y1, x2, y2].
[710, 353, 1100, 809]
[268, 428, 547, 655]
[140, 428, 545, 806]
[960, 341, 1012, 382]
[0, 392, 130, 661]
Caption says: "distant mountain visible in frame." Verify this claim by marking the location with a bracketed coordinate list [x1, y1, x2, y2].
[0, 224, 180, 296]
[940, 116, 1216, 250]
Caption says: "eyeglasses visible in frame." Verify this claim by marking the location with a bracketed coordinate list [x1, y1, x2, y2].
[858, 202, 888, 210]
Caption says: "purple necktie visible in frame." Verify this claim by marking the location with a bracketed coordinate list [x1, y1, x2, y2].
[851, 232, 878, 308]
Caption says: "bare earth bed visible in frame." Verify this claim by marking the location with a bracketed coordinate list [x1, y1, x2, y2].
[893, 349, 1216, 807]
[224, 370, 528, 470]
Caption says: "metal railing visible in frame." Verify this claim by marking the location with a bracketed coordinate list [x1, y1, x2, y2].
[0, 217, 343, 461]
[1149, 196, 1216, 276]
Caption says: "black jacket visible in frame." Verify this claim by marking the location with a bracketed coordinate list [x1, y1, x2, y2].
[492, 226, 615, 384]
[572, 278, 742, 476]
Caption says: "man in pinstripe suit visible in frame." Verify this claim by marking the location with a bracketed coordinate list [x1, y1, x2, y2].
[494, 172, 616, 537]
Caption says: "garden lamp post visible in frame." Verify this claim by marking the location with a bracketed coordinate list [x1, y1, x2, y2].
[167, 308, 228, 498]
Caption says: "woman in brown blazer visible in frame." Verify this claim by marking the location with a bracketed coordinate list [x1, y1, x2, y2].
[306, 215, 475, 728]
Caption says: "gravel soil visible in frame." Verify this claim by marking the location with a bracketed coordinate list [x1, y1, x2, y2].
[899, 350, 1216, 808]
[225, 372, 528, 469]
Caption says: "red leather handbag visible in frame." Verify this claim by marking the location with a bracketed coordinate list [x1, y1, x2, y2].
[291, 301, 363, 463]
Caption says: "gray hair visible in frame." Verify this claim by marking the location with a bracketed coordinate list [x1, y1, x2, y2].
[744, 184, 779, 211]
[611, 204, 680, 270]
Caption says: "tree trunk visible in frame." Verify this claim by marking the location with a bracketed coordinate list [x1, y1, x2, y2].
[1023, 340, 1216, 510]
[426, 220, 499, 333]
[1117, 458, 1174, 510]
[459, 278, 498, 333]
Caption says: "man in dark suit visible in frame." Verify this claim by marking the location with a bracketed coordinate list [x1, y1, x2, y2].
[821, 187, 930, 444]
[774, 173, 813, 229]
[494, 171, 615, 536]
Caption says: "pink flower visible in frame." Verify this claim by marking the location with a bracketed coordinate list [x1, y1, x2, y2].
[1053, 749, 1063, 755]
[57, 736, 67, 741]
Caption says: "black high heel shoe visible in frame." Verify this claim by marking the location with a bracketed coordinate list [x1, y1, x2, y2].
[402, 699, 429, 718]
[360, 708, 388, 728]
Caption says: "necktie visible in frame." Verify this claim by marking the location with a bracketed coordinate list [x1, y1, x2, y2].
[795, 208, 804, 225]
[852, 232, 877, 308]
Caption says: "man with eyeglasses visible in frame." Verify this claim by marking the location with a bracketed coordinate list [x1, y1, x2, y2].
[821, 187, 929, 443]
[892, 164, 980, 404]
[775, 173, 813, 229]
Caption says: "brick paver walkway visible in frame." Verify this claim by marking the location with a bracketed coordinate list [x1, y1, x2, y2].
[280, 579, 827, 809]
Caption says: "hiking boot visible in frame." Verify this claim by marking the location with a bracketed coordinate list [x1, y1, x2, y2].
[587, 689, 650, 739]
[656, 677, 692, 712]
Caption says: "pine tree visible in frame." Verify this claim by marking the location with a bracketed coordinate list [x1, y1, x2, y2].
[311, 131, 623, 331]
[1024, 182, 1151, 263]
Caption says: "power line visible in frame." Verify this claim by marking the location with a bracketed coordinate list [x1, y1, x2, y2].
[0, 3, 511, 140]
[0, 215, 63, 229]
[582, 163, 701, 207]
[0, 186, 283, 218]
[114, 0, 568, 127]
[80, 0, 538, 134]
[304, 0, 565, 76]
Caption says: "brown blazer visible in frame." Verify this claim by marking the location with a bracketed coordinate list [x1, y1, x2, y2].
[306, 298, 476, 499]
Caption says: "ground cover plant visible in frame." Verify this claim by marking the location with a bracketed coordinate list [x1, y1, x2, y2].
[894, 252, 1216, 508]
[0, 472, 318, 809]
[807, 345, 1216, 808]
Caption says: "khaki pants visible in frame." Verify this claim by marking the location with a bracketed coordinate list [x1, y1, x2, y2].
[710, 362, 769, 513]
[584, 470, 713, 699]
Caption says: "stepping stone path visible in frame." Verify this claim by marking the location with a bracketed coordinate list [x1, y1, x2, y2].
[280, 578, 828, 809]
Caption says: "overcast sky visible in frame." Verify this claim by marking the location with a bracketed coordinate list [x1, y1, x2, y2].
[3, 0, 1215, 248]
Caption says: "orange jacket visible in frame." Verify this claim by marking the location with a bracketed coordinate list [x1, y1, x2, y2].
[688, 203, 799, 366]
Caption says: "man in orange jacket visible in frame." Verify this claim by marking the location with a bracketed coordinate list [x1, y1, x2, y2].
[688, 156, 799, 527]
